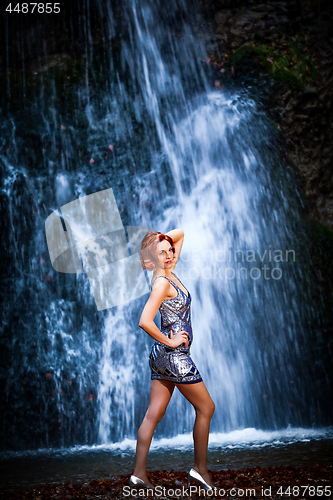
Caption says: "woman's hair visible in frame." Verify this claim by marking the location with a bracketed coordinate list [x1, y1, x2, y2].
[140, 231, 175, 270]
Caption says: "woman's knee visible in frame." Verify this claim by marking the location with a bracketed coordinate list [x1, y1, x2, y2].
[209, 400, 215, 417]
[146, 405, 167, 424]
[197, 399, 215, 419]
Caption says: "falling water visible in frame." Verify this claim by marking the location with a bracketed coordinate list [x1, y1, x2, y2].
[0, 0, 331, 459]
[95, 0, 324, 442]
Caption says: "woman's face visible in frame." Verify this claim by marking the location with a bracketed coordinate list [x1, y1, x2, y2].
[154, 239, 174, 270]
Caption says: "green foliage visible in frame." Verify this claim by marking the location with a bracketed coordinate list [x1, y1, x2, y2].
[227, 26, 319, 91]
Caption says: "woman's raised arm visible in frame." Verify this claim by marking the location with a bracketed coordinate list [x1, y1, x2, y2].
[165, 228, 184, 269]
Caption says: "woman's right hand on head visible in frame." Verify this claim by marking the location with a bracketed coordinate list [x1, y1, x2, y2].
[168, 329, 189, 348]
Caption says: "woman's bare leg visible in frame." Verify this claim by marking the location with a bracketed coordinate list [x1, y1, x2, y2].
[176, 381, 215, 486]
[133, 379, 175, 486]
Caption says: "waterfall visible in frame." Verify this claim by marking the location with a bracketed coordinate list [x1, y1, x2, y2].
[0, 0, 328, 452]
[95, 0, 318, 442]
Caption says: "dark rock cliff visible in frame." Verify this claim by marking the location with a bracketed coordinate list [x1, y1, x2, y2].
[199, 0, 333, 229]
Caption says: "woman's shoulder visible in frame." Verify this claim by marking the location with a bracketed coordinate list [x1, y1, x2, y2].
[151, 274, 171, 287]
[150, 276, 172, 300]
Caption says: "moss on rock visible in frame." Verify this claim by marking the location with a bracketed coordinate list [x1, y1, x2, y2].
[227, 33, 318, 91]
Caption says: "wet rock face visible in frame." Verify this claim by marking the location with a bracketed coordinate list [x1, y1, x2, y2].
[274, 79, 333, 227]
[267, 13, 333, 227]
[214, 5, 291, 50]
[200, 0, 297, 52]
[1, 0, 331, 227]
[200, 0, 333, 228]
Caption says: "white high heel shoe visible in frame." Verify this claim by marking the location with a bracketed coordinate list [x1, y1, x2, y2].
[187, 468, 216, 491]
[129, 475, 154, 490]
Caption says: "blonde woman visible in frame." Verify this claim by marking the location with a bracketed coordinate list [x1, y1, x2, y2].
[129, 229, 215, 491]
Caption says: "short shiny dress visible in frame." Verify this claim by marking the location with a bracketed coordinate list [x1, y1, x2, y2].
[149, 272, 203, 384]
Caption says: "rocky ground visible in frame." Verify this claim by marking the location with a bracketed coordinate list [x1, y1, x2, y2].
[0, 465, 333, 500]
[0, 464, 332, 499]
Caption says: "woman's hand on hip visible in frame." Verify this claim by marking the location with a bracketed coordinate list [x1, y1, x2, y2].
[168, 329, 189, 348]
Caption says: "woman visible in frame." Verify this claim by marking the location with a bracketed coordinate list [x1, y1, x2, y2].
[129, 229, 215, 491]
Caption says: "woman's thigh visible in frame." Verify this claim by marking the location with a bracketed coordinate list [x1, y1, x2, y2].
[146, 379, 175, 419]
[176, 381, 215, 415]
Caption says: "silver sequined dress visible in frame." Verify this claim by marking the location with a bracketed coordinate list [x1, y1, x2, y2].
[149, 272, 203, 384]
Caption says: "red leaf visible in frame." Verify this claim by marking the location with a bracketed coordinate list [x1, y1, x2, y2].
[214, 80, 222, 91]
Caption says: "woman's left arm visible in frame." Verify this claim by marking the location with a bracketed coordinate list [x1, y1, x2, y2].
[165, 228, 184, 269]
